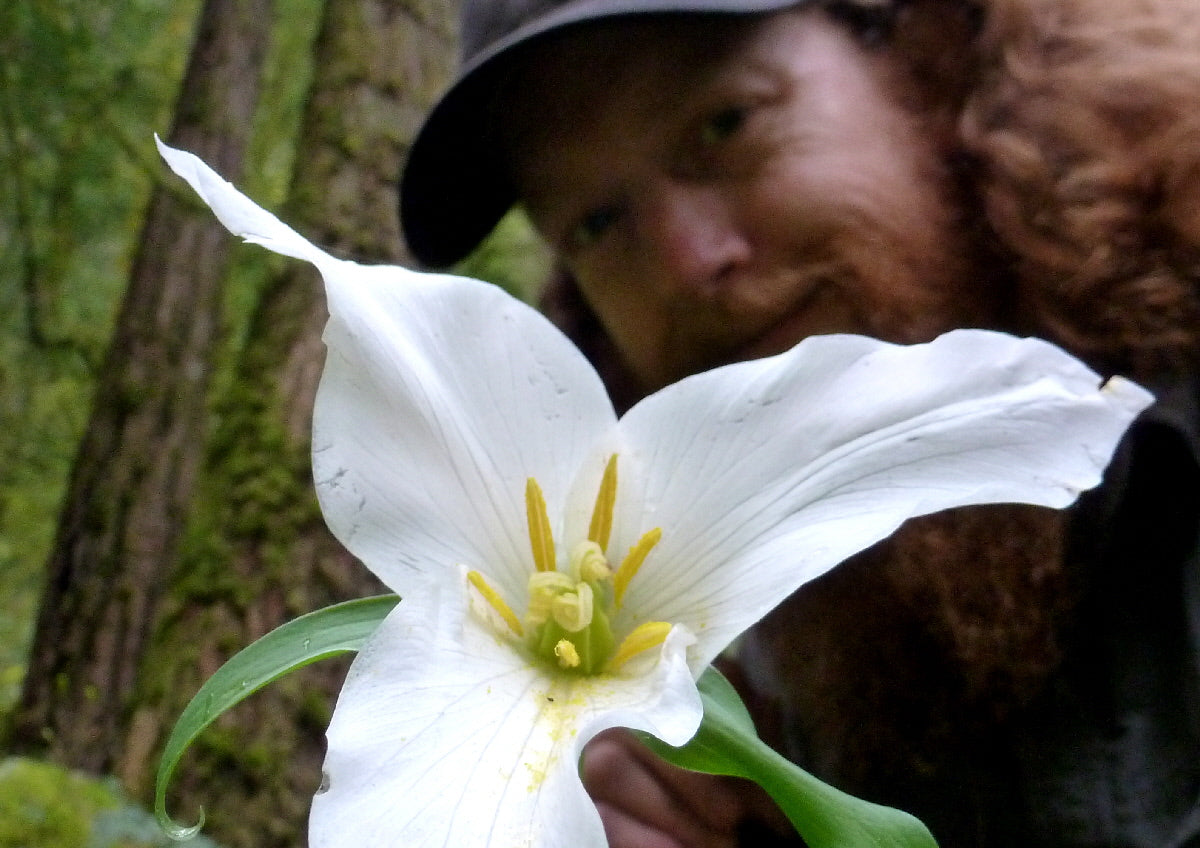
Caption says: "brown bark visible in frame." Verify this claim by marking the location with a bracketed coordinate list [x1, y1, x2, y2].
[10, 0, 273, 769]
[129, 1, 458, 846]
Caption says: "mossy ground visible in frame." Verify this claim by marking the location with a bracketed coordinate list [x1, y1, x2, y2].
[0, 757, 224, 848]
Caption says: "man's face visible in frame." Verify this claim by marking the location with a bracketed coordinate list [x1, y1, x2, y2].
[506, 9, 988, 392]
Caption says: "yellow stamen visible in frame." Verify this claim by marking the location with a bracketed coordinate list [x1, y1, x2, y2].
[554, 639, 581, 669]
[526, 477, 556, 572]
[587, 455, 618, 552]
[606, 621, 672, 672]
[551, 582, 594, 633]
[613, 528, 662, 608]
[467, 570, 524, 637]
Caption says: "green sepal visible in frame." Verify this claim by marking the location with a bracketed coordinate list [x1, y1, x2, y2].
[637, 666, 939, 848]
[154, 594, 400, 840]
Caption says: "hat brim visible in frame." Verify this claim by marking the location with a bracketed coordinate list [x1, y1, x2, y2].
[400, 0, 809, 268]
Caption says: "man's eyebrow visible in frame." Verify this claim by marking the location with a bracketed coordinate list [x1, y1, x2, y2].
[706, 57, 792, 98]
[511, 151, 574, 214]
[513, 166, 584, 242]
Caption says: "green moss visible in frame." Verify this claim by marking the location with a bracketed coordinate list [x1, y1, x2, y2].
[0, 757, 224, 848]
[168, 369, 323, 615]
[0, 758, 112, 848]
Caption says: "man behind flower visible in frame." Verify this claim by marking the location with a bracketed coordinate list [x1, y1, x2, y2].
[398, 0, 1200, 846]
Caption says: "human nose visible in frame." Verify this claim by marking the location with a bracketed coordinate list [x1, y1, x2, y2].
[637, 180, 751, 298]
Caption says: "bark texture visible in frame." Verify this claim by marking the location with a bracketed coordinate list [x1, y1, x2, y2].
[10, 0, 273, 769]
[129, 1, 457, 846]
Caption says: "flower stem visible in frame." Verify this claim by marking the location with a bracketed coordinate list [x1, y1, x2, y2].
[638, 667, 940, 848]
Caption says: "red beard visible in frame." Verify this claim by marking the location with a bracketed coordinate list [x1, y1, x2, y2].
[733, 503, 1074, 835]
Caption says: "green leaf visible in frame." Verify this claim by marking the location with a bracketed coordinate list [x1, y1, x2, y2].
[154, 594, 399, 840]
[639, 667, 939, 848]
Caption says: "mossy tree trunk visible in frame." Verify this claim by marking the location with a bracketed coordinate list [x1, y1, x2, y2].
[127, 2, 457, 847]
[10, 0, 273, 769]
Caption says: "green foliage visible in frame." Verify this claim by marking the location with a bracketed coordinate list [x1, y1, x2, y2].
[0, 0, 324, 723]
[455, 208, 554, 303]
[154, 596, 398, 839]
[640, 669, 939, 848]
[0, 757, 224, 848]
[0, 0, 200, 717]
[0, 0, 200, 359]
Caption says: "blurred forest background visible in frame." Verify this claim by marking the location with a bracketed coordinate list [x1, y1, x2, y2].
[0, 0, 548, 844]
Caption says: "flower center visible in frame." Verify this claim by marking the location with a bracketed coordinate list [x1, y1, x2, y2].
[467, 455, 671, 675]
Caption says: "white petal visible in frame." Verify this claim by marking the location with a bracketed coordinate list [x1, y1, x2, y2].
[611, 330, 1151, 668]
[310, 572, 701, 848]
[156, 137, 330, 268]
[312, 267, 615, 597]
[157, 140, 616, 598]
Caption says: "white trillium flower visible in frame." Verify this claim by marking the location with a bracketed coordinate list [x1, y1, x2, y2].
[157, 138, 1152, 848]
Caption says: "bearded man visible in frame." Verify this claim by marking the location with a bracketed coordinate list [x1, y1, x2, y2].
[398, 1, 1200, 845]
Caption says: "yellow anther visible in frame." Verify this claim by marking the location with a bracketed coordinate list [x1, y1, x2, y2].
[467, 570, 524, 637]
[606, 621, 672, 672]
[551, 582, 594, 633]
[587, 455, 618, 552]
[554, 639, 581, 669]
[570, 540, 612, 583]
[613, 527, 662, 608]
[526, 571, 576, 627]
[526, 477, 556, 572]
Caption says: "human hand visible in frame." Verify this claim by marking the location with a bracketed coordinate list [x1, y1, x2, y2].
[582, 728, 795, 848]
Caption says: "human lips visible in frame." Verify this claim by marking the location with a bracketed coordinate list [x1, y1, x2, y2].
[732, 278, 842, 363]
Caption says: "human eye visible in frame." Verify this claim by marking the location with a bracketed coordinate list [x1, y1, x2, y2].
[567, 203, 623, 251]
[680, 99, 767, 178]
[699, 105, 748, 146]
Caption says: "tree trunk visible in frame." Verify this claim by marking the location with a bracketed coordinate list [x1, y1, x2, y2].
[10, 0, 273, 769]
[127, 2, 457, 846]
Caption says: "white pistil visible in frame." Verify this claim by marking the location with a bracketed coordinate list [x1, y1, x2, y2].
[551, 583, 594, 633]
[571, 540, 612, 582]
[527, 572, 576, 627]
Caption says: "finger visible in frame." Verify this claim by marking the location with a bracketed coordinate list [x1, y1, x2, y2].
[594, 800, 688, 848]
[583, 730, 742, 847]
[620, 735, 748, 833]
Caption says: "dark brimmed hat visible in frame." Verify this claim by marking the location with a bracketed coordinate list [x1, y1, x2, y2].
[399, 0, 809, 268]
